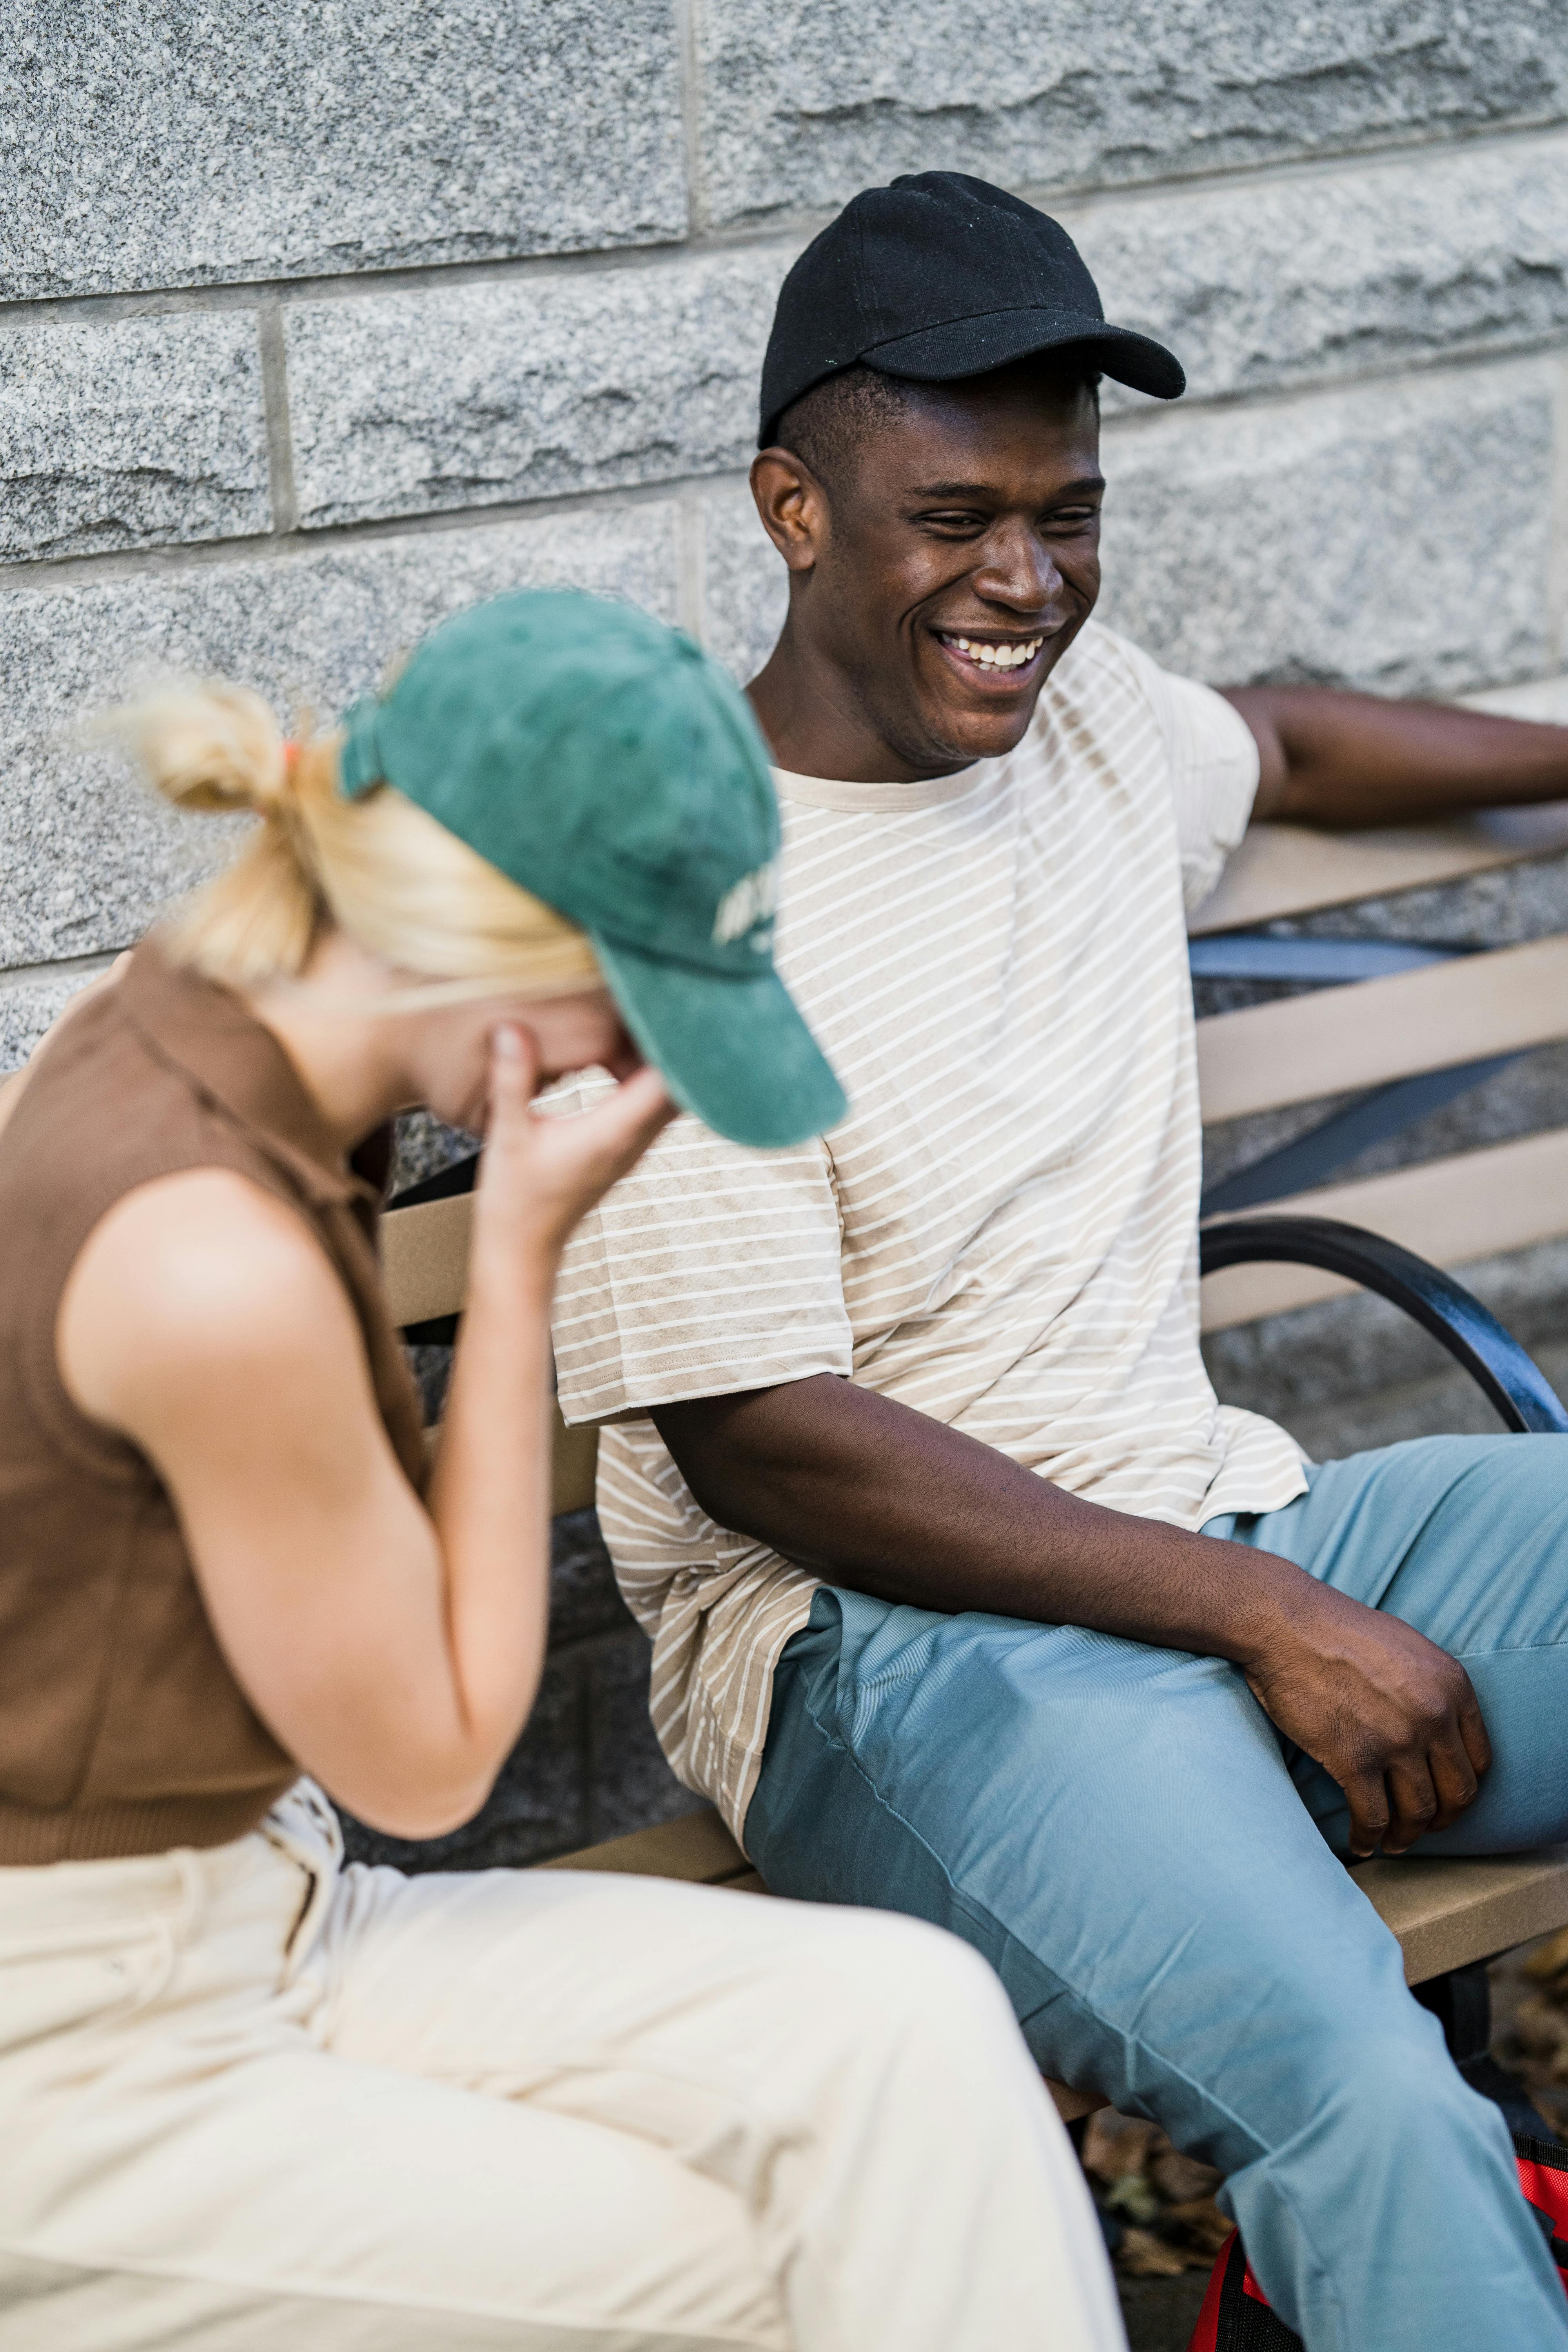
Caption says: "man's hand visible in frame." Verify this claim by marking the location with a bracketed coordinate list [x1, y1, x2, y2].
[655, 1370, 1491, 1858]
[1238, 1581, 1491, 1857]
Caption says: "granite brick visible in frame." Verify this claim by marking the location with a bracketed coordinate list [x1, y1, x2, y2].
[0, 503, 679, 970]
[586, 1629, 706, 1846]
[1096, 362, 1555, 697]
[1078, 132, 1568, 413]
[389, 1111, 478, 1196]
[0, 964, 110, 1074]
[288, 252, 784, 529]
[402, 1343, 453, 1428]
[338, 1624, 705, 1871]
[0, 311, 269, 561]
[3, 0, 686, 299]
[550, 1509, 634, 1650]
[698, 483, 788, 686]
[1261, 848, 1568, 956]
[1211, 1318, 1554, 1462]
[1463, 675, 1568, 726]
[1278, 1352, 1567, 1460]
[282, 122, 1568, 540]
[698, 1, 1568, 229]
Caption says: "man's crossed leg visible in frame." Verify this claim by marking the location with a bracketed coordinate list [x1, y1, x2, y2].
[745, 1436, 1568, 2352]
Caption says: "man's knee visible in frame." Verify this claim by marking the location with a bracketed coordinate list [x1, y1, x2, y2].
[1274, 2006, 1507, 2175]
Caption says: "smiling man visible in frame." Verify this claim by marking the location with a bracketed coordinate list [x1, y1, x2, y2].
[550, 175, 1568, 2352]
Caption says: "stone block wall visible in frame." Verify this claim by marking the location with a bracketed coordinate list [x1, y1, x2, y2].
[5, 4, 1568, 1859]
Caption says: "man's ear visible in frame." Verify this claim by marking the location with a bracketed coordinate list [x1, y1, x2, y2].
[750, 448, 829, 574]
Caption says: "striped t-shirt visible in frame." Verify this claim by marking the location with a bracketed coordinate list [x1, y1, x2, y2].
[551, 621, 1308, 1840]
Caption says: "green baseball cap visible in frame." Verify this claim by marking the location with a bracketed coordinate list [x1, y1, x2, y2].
[337, 588, 846, 1149]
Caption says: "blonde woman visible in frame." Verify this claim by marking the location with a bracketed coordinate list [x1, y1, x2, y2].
[0, 592, 1122, 2352]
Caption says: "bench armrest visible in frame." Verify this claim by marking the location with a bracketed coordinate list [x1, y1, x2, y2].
[1200, 1214, 1568, 1436]
[385, 1152, 481, 1347]
[387, 1166, 1568, 1434]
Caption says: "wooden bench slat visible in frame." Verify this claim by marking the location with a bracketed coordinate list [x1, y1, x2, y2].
[419, 1147, 1568, 1490]
[381, 1191, 472, 1329]
[540, 1816, 1105, 2119]
[394, 1117, 1568, 1365]
[539, 1808, 752, 1884]
[1199, 1127, 1568, 1331]
[541, 1813, 1568, 1986]
[1196, 935, 1568, 1126]
[540, 1809, 1568, 2123]
[553, 1412, 599, 1516]
[1350, 1848, 1568, 1985]
[1189, 806, 1568, 937]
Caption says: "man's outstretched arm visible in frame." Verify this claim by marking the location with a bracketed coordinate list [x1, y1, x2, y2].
[1225, 686, 1568, 830]
[652, 1372, 1490, 1860]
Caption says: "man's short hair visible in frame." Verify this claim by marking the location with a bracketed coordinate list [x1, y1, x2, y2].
[773, 358, 1102, 497]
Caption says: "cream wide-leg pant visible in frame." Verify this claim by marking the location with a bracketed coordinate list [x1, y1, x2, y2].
[0, 1784, 1123, 2351]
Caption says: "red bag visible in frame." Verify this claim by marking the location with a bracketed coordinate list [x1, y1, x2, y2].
[1186, 2133, 1568, 2351]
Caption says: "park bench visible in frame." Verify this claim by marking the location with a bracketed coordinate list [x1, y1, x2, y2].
[380, 802, 1568, 2123]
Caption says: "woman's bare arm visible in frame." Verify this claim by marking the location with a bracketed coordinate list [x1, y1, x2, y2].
[57, 1028, 672, 1837]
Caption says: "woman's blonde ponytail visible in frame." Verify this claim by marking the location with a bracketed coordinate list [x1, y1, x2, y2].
[107, 677, 602, 1003]
[105, 682, 327, 986]
[117, 682, 294, 819]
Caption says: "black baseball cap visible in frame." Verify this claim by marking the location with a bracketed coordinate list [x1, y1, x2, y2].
[759, 170, 1184, 446]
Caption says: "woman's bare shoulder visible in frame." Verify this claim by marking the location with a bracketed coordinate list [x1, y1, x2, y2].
[58, 1168, 360, 1433]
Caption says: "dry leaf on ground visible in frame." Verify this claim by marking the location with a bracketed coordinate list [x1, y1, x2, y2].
[1151, 2149, 1223, 2204]
[1115, 2227, 1191, 2279]
[1082, 2111, 1161, 2183]
[1105, 2172, 1162, 2226]
[1162, 2198, 1235, 2258]
[1522, 1928, 1568, 1985]
[1510, 1996, 1568, 2061]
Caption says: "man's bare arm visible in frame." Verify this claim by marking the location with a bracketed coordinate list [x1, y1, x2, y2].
[653, 1372, 1490, 1860]
[1225, 686, 1568, 831]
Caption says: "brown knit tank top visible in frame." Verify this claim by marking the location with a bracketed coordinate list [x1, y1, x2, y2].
[0, 938, 428, 1864]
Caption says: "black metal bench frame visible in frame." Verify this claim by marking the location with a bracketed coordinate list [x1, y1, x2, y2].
[1200, 1212, 1568, 2110]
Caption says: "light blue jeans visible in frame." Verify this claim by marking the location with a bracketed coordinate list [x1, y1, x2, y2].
[744, 1436, 1568, 2352]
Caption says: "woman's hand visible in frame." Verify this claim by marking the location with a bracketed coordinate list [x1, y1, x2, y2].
[472, 1025, 675, 1278]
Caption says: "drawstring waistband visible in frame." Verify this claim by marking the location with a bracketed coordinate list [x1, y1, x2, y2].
[0, 1781, 341, 1978]
[260, 1781, 344, 1973]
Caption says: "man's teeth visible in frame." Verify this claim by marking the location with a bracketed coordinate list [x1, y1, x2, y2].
[944, 635, 1044, 670]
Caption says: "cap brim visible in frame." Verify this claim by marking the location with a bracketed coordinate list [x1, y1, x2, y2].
[864, 305, 1185, 401]
[591, 934, 848, 1150]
